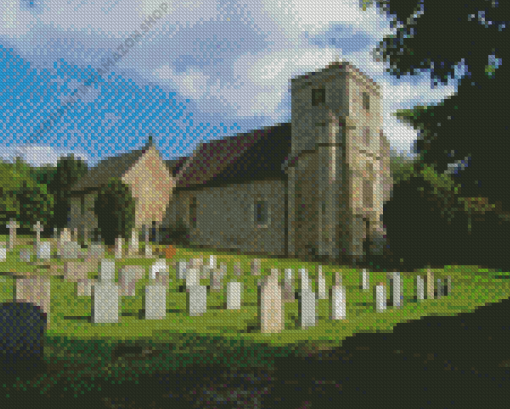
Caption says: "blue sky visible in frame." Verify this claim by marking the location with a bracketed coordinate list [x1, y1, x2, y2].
[0, 0, 471, 169]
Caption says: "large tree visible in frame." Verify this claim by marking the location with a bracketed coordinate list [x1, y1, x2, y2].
[360, 0, 510, 271]
[93, 178, 136, 247]
[47, 154, 88, 230]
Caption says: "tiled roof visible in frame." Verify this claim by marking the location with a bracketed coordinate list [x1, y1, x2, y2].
[69, 138, 155, 194]
[173, 123, 292, 190]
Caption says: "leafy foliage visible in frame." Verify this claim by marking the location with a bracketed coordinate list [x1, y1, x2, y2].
[93, 177, 136, 246]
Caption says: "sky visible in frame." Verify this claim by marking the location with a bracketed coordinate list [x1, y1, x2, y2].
[0, 0, 473, 169]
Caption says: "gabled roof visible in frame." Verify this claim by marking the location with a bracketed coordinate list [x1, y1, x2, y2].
[173, 123, 292, 190]
[69, 137, 157, 194]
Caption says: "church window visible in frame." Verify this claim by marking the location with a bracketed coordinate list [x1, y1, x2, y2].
[362, 92, 370, 110]
[255, 200, 268, 224]
[189, 197, 197, 228]
[312, 88, 325, 106]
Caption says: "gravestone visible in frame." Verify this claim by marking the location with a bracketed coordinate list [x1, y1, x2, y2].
[7, 219, 20, 251]
[186, 267, 199, 289]
[259, 269, 283, 333]
[87, 243, 105, 260]
[201, 265, 211, 280]
[186, 285, 207, 316]
[64, 261, 98, 283]
[37, 242, 51, 260]
[15, 276, 51, 329]
[60, 241, 80, 259]
[208, 255, 216, 269]
[416, 275, 424, 301]
[233, 261, 242, 277]
[0, 245, 6, 262]
[316, 269, 327, 300]
[59, 228, 71, 244]
[227, 281, 242, 310]
[19, 248, 32, 263]
[445, 276, 452, 296]
[282, 268, 295, 302]
[144, 283, 166, 319]
[437, 278, 444, 298]
[115, 237, 124, 259]
[150, 260, 169, 288]
[251, 259, 261, 276]
[426, 269, 434, 299]
[298, 287, 317, 328]
[334, 272, 342, 286]
[210, 268, 223, 292]
[360, 269, 370, 291]
[119, 265, 146, 296]
[32, 221, 44, 252]
[129, 229, 139, 256]
[77, 279, 95, 297]
[144, 226, 152, 257]
[219, 262, 227, 278]
[330, 285, 346, 320]
[375, 282, 386, 312]
[92, 260, 119, 323]
[299, 269, 310, 291]
[176, 260, 187, 280]
[0, 302, 47, 379]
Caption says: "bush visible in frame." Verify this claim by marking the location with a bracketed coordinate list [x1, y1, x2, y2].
[161, 218, 190, 247]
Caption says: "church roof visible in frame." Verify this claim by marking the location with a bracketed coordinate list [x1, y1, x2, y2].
[172, 122, 292, 190]
[69, 136, 159, 194]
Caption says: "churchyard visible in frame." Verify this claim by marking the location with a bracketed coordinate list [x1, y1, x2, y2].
[1, 219, 510, 395]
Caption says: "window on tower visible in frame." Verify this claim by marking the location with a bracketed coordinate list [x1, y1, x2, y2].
[312, 88, 325, 106]
[362, 92, 370, 111]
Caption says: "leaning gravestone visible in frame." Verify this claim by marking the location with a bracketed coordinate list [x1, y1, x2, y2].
[186, 285, 207, 316]
[0, 302, 47, 379]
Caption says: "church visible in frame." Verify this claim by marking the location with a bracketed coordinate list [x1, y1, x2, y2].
[68, 61, 393, 263]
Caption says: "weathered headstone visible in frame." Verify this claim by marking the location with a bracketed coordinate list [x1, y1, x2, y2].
[19, 248, 32, 263]
[59, 228, 71, 244]
[227, 281, 242, 310]
[334, 272, 342, 286]
[100, 259, 116, 282]
[64, 261, 98, 283]
[330, 285, 346, 320]
[426, 268, 434, 299]
[92, 282, 119, 323]
[416, 275, 424, 301]
[375, 282, 386, 312]
[316, 268, 327, 300]
[186, 267, 199, 289]
[151, 260, 169, 288]
[37, 242, 51, 260]
[208, 255, 216, 269]
[298, 287, 317, 328]
[7, 218, 20, 251]
[299, 268, 310, 291]
[388, 271, 402, 308]
[115, 237, 124, 259]
[251, 259, 261, 276]
[176, 260, 187, 280]
[129, 229, 139, 256]
[186, 285, 207, 316]
[259, 269, 283, 333]
[32, 221, 44, 252]
[437, 278, 444, 298]
[210, 268, 223, 292]
[60, 241, 79, 259]
[15, 276, 51, 329]
[119, 265, 146, 296]
[360, 269, 370, 291]
[233, 261, 242, 277]
[77, 279, 95, 297]
[144, 283, 166, 319]
[87, 243, 105, 260]
[445, 275, 452, 296]
[0, 245, 6, 262]
[283, 268, 295, 302]
[0, 302, 47, 378]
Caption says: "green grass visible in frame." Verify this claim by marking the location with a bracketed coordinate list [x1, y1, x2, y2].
[1, 235, 510, 397]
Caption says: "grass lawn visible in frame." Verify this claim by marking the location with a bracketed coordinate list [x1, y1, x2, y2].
[1, 235, 510, 396]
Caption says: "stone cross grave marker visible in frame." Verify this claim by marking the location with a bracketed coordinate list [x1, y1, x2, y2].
[7, 219, 20, 251]
[260, 269, 283, 333]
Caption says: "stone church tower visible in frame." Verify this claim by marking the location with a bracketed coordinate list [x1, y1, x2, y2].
[284, 61, 389, 263]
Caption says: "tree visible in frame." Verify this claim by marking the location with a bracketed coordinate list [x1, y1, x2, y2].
[93, 178, 136, 247]
[47, 154, 88, 230]
[360, 0, 510, 271]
